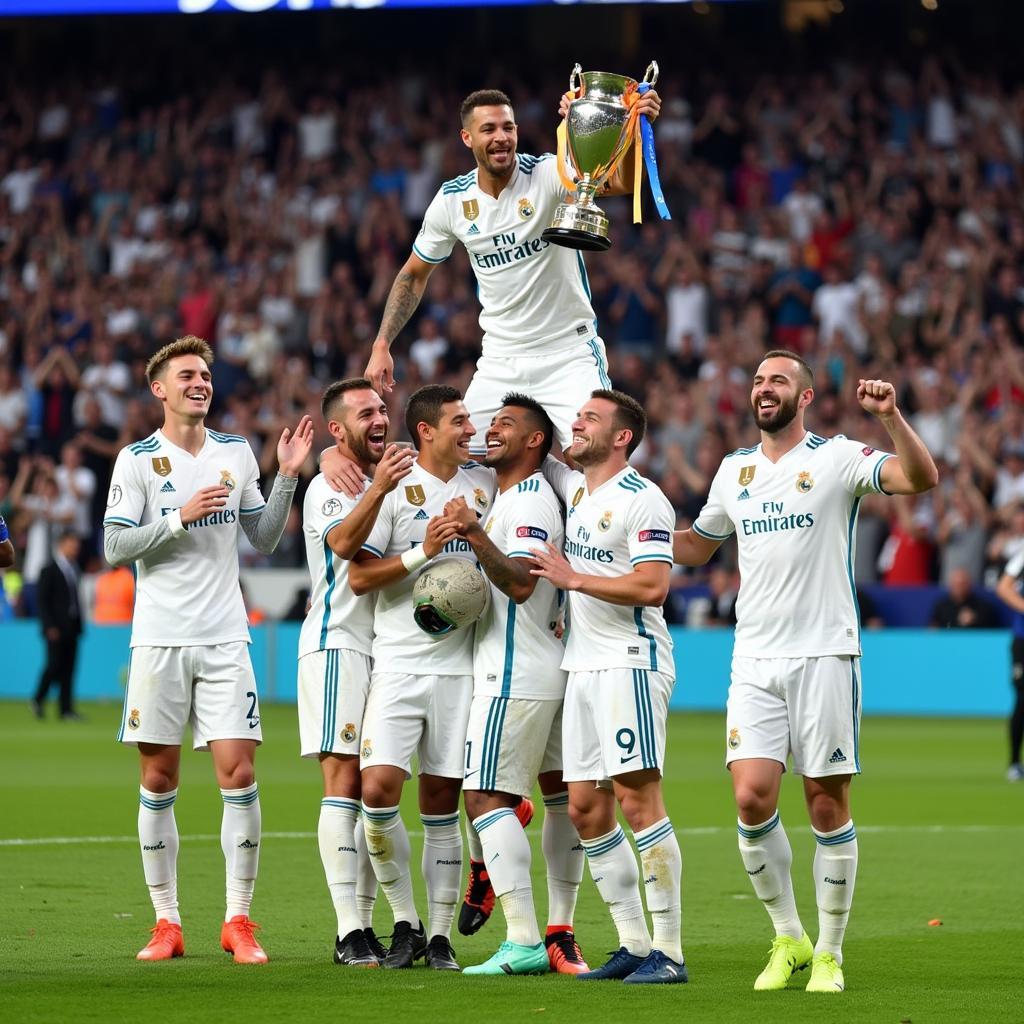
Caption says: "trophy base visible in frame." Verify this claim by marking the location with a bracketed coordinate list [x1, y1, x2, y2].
[542, 201, 611, 252]
[542, 227, 612, 252]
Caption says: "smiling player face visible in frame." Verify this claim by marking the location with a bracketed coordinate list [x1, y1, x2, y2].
[334, 388, 390, 468]
[483, 405, 541, 469]
[750, 356, 811, 435]
[461, 104, 518, 180]
[154, 355, 212, 423]
[426, 400, 476, 465]
[569, 397, 621, 467]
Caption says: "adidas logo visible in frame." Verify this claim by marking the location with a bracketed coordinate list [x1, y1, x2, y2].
[413, 509, 429, 520]
[737, 488, 750, 500]
[828, 747, 847, 764]
[237, 839, 259, 849]
[160, 481, 175, 492]
[467, 223, 480, 235]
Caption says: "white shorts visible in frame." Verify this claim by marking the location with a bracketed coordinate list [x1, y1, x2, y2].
[561, 668, 674, 783]
[297, 648, 371, 759]
[117, 643, 262, 751]
[360, 671, 473, 780]
[463, 696, 563, 797]
[464, 339, 612, 455]
[725, 655, 862, 777]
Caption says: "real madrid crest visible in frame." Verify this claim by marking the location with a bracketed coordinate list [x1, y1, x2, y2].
[152, 456, 172, 477]
[796, 471, 814, 493]
[518, 197, 535, 219]
[728, 727, 740, 750]
[341, 723, 357, 744]
[598, 510, 613, 532]
[473, 487, 488, 511]
[128, 708, 141, 731]
[738, 465, 756, 486]
[405, 484, 426, 507]
[462, 199, 479, 221]
[361, 738, 373, 759]
[220, 469, 236, 492]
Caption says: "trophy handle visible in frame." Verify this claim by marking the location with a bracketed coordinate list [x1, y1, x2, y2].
[569, 63, 583, 97]
[643, 61, 659, 86]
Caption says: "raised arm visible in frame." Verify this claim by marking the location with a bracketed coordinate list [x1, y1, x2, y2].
[857, 379, 940, 495]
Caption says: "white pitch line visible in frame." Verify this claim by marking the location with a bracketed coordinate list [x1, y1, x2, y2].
[1, 823, 1021, 848]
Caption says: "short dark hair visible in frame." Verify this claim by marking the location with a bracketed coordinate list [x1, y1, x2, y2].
[591, 388, 647, 456]
[761, 349, 815, 390]
[405, 384, 463, 449]
[321, 377, 375, 422]
[501, 392, 554, 459]
[460, 89, 513, 127]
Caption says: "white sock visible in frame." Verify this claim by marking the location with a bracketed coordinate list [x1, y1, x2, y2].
[634, 816, 683, 963]
[580, 826, 651, 956]
[353, 815, 378, 929]
[474, 807, 540, 947]
[465, 816, 484, 863]
[318, 797, 361, 938]
[812, 820, 858, 964]
[138, 787, 180, 925]
[420, 812, 462, 941]
[221, 783, 261, 921]
[361, 804, 418, 926]
[737, 812, 804, 940]
[542, 792, 584, 931]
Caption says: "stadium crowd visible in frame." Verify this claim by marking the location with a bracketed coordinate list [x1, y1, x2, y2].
[1, 50, 1023, 619]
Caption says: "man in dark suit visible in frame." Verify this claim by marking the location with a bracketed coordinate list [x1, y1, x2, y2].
[32, 530, 83, 720]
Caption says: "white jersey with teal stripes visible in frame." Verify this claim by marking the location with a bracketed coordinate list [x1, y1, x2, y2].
[543, 460, 675, 675]
[413, 153, 599, 357]
[360, 459, 496, 674]
[298, 473, 375, 659]
[473, 471, 567, 700]
[693, 431, 894, 658]
[102, 428, 265, 648]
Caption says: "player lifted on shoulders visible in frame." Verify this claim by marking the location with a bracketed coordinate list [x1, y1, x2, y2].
[673, 351, 938, 994]
[298, 378, 414, 966]
[440, 394, 587, 977]
[364, 86, 659, 456]
[348, 384, 495, 971]
[103, 336, 312, 964]
[533, 389, 687, 985]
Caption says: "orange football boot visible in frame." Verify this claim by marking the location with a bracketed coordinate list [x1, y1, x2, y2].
[136, 919, 184, 961]
[221, 915, 268, 964]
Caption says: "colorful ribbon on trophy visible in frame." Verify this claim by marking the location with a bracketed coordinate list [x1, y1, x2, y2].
[556, 86, 671, 225]
[635, 81, 671, 224]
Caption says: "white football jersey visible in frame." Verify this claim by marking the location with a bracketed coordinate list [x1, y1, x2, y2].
[298, 473, 375, 659]
[103, 429, 265, 648]
[413, 153, 599, 356]
[360, 460, 496, 673]
[545, 461, 675, 675]
[693, 432, 894, 658]
[474, 471, 567, 701]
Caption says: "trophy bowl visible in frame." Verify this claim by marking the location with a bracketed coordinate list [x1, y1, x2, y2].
[543, 62, 658, 252]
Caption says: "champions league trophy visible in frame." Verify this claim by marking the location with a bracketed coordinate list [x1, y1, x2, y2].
[543, 61, 661, 252]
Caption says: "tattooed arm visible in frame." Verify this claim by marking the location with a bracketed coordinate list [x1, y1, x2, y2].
[365, 253, 437, 393]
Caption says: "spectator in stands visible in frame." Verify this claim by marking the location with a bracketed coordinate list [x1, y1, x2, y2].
[929, 566, 999, 629]
[92, 563, 135, 625]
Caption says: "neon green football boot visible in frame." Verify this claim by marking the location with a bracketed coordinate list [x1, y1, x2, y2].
[753, 932, 814, 991]
[463, 940, 549, 976]
[805, 951, 845, 993]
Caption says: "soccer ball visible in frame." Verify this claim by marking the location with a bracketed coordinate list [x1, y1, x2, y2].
[412, 557, 489, 636]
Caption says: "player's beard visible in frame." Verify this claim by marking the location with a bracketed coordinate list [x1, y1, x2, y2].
[753, 392, 799, 434]
[570, 430, 614, 467]
[479, 144, 515, 181]
[346, 426, 381, 466]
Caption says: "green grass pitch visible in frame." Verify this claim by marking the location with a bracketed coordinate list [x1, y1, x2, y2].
[1, 703, 1020, 1023]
